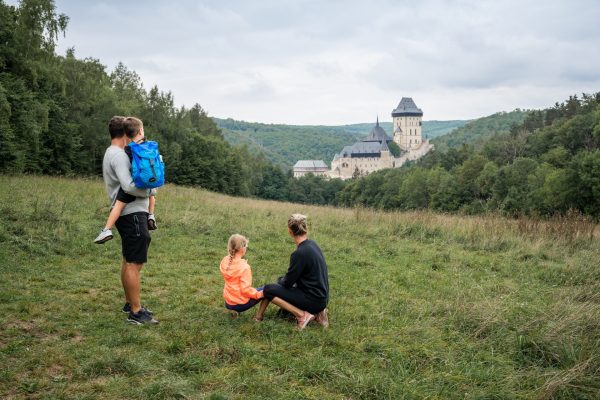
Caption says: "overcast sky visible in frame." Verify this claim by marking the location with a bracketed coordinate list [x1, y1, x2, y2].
[19, 0, 600, 124]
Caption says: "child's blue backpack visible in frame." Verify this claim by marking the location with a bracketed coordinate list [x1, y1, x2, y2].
[129, 140, 165, 189]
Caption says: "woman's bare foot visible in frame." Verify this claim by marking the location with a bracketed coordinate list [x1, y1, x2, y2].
[252, 316, 263, 322]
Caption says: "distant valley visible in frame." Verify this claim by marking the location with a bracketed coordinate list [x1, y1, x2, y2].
[214, 118, 468, 169]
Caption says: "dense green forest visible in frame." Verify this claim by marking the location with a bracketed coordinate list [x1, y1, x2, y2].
[215, 118, 468, 169]
[431, 110, 528, 152]
[0, 0, 348, 204]
[0, 0, 287, 198]
[337, 94, 600, 217]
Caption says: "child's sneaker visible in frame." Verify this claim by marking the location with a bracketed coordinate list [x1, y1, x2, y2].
[148, 214, 157, 230]
[94, 228, 113, 244]
[315, 308, 329, 328]
[296, 311, 314, 330]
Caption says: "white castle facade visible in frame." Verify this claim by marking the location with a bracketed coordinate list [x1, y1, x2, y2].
[293, 97, 433, 180]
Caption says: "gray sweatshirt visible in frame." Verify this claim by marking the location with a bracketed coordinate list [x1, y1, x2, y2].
[102, 145, 152, 216]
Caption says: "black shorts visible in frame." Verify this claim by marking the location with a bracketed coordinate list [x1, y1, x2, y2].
[115, 187, 137, 204]
[263, 284, 327, 314]
[115, 212, 151, 264]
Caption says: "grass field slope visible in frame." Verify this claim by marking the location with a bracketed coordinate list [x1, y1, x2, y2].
[1, 176, 599, 399]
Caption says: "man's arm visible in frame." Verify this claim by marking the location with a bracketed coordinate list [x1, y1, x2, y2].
[280, 251, 303, 288]
[111, 152, 151, 197]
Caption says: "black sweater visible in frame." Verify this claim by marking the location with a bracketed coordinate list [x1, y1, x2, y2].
[280, 239, 329, 302]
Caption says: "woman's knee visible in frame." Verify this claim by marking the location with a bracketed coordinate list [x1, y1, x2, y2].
[263, 283, 281, 300]
[264, 283, 287, 300]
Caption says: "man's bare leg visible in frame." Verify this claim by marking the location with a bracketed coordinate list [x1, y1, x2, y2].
[120, 259, 131, 304]
[122, 261, 143, 313]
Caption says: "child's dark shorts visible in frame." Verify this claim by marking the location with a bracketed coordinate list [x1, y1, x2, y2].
[116, 187, 136, 204]
[225, 287, 264, 313]
[115, 212, 151, 264]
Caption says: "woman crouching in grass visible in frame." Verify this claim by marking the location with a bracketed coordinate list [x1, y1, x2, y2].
[220, 234, 264, 317]
[254, 214, 330, 330]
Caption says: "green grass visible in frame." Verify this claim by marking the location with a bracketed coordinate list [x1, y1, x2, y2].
[1, 175, 599, 399]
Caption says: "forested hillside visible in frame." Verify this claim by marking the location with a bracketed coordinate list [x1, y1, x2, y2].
[340, 120, 468, 139]
[338, 94, 600, 217]
[431, 110, 528, 152]
[215, 118, 364, 169]
[215, 118, 468, 168]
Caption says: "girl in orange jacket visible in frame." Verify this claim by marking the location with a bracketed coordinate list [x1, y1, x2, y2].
[220, 234, 264, 316]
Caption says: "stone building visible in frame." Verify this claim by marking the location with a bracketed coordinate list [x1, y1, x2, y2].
[328, 97, 433, 180]
[293, 160, 329, 178]
[329, 118, 395, 179]
[292, 97, 433, 180]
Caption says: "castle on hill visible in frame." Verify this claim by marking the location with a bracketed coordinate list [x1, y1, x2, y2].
[293, 97, 434, 180]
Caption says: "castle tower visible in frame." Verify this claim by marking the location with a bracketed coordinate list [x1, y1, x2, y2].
[392, 97, 423, 151]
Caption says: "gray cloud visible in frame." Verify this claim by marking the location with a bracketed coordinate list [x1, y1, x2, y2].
[44, 0, 600, 124]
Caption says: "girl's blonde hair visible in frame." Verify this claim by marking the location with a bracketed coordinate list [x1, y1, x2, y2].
[288, 214, 308, 236]
[227, 234, 248, 265]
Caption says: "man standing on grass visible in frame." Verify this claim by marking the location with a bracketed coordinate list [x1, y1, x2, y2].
[101, 116, 158, 325]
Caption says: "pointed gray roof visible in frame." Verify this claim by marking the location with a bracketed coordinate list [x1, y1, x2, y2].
[391, 97, 423, 117]
[338, 141, 387, 158]
[380, 136, 389, 151]
[363, 117, 391, 142]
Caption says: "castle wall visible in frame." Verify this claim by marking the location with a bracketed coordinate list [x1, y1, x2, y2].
[293, 169, 329, 178]
[329, 141, 434, 180]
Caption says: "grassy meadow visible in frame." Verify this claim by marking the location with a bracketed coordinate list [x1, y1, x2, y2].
[1, 175, 599, 399]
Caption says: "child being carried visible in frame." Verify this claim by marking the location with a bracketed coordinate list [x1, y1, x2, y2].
[94, 117, 164, 244]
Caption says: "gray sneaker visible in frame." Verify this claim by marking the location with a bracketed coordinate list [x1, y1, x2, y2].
[122, 303, 153, 315]
[94, 228, 113, 244]
[127, 309, 159, 325]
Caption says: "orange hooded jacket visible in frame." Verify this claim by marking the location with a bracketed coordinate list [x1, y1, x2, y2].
[220, 255, 264, 305]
